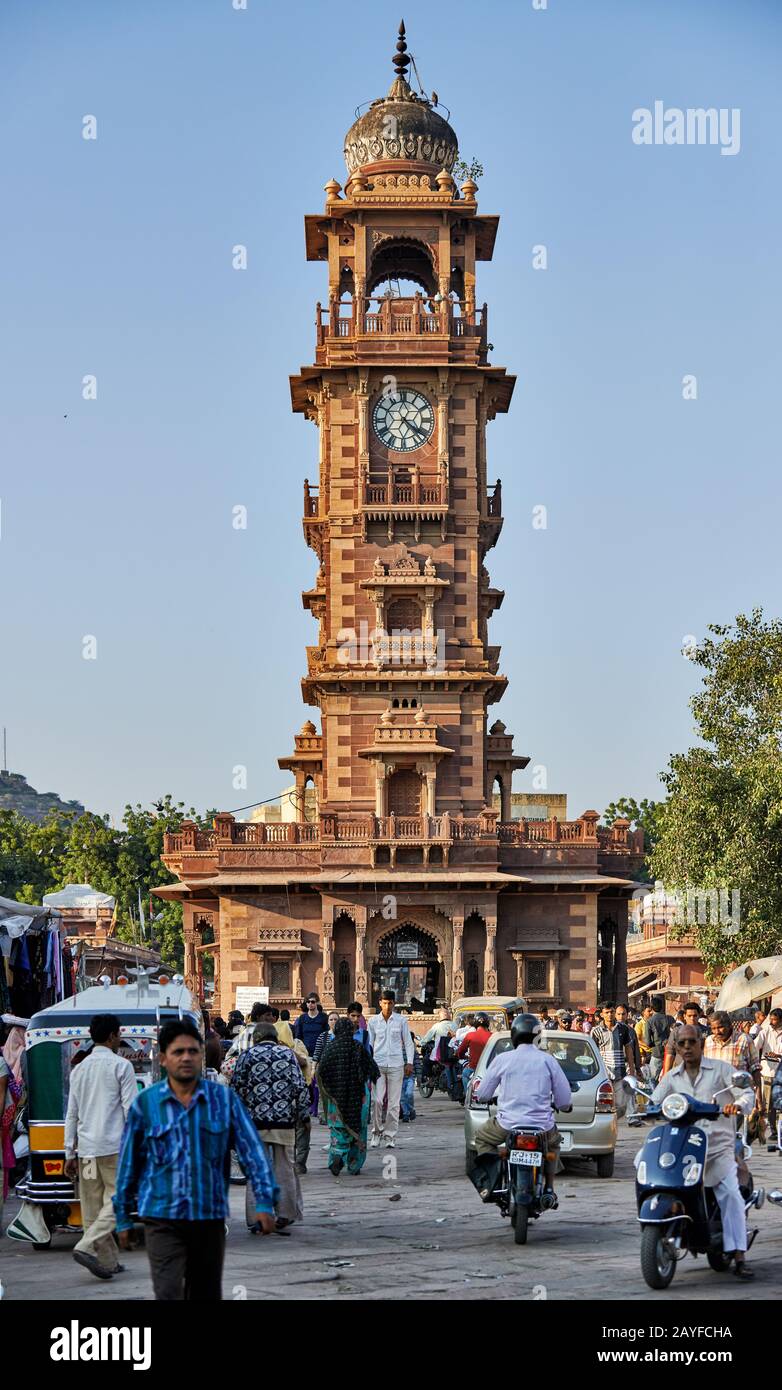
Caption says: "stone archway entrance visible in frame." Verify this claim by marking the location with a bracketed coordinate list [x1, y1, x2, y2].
[371, 923, 442, 1012]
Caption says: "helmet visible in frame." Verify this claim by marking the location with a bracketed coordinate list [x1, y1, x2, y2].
[511, 1013, 542, 1047]
[475, 1013, 490, 1029]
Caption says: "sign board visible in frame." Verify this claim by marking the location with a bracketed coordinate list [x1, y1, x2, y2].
[396, 942, 420, 960]
[235, 986, 269, 1015]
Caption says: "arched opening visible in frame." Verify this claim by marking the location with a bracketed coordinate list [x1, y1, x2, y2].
[371, 923, 441, 1012]
[368, 239, 437, 299]
[333, 912, 356, 1008]
[337, 958, 351, 1008]
[388, 767, 423, 817]
[463, 913, 486, 996]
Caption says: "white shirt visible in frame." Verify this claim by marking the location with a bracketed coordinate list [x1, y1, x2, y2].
[756, 1020, 782, 1081]
[651, 1056, 753, 1186]
[367, 1011, 414, 1068]
[475, 1045, 572, 1131]
[64, 1046, 138, 1158]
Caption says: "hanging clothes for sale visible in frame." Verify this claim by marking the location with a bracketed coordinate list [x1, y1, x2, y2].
[0, 895, 66, 1016]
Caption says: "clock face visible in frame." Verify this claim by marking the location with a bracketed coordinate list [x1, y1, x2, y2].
[372, 389, 435, 453]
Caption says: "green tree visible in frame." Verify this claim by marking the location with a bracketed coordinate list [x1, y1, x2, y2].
[650, 609, 782, 978]
[0, 795, 216, 974]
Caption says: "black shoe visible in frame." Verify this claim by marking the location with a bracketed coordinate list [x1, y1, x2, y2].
[73, 1251, 113, 1281]
[541, 1190, 559, 1211]
[733, 1263, 755, 1280]
[329, 1157, 344, 1176]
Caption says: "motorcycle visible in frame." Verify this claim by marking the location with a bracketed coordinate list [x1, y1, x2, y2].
[418, 1040, 449, 1098]
[628, 1072, 766, 1289]
[471, 1099, 574, 1245]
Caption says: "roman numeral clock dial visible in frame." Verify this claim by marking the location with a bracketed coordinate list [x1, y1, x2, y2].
[372, 389, 435, 453]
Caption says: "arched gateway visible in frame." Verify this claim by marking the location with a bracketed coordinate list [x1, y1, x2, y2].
[371, 924, 442, 1011]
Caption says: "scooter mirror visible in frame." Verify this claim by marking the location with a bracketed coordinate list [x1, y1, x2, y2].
[731, 1070, 753, 1089]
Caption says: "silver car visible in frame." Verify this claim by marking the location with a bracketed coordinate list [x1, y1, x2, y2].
[464, 1029, 618, 1178]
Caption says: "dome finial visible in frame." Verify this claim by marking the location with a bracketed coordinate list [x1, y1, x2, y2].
[392, 19, 410, 81]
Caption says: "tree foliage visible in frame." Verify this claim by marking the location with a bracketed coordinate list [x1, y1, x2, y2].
[650, 609, 782, 977]
[0, 796, 215, 970]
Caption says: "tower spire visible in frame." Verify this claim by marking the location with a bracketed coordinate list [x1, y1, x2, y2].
[392, 19, 410, 82]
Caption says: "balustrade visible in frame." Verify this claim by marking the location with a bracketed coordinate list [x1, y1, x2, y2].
[316, 297, 487, 348]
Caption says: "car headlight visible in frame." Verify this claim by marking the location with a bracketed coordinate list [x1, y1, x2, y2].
[683, 1162, 702, 1187]
[637, 1161, 647, 1184]
[662, 1093, 689, 1121]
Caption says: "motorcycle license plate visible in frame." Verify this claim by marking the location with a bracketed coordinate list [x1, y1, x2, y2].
[509, 1150, 542, 1167]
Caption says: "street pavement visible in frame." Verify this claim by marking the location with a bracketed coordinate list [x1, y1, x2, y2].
[2, 1095, 782, 1301]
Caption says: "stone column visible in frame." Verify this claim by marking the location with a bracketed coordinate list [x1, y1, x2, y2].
[424, 766, 437, 817]
[355, 909, 369, 1007]
[484, 916, 498, 996]
[321, 919, 335, 1007]
[451, 913, 465, 999]
[183, 924, 198, 1000]
[292, 953, 303, 1003]
[511, 950, 524, 998]
[436, 389, 450, 478]
[500, 775, 512, 825]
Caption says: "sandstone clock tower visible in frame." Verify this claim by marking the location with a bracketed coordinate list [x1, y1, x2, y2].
[162, 25, 641, 1018]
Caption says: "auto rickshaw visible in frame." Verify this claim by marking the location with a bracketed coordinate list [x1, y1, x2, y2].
[7, 971, 200, 1247]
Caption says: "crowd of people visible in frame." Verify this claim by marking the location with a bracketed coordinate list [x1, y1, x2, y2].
[2, 984, 781, 1299]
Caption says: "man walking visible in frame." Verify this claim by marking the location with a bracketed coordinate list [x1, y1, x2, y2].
[64, 1013, 138, 1281]
[589, 1003, 637, 1119]
[705, 1011, 763, 1112]
[114, 1018, 276, 1300]
[757, 1008, 782, 1151]
[367, 990, 414, 1148]
[231, 1021, 311, 1233]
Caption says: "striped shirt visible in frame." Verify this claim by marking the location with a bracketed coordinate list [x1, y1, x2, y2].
[113, 1077, 276, 1232]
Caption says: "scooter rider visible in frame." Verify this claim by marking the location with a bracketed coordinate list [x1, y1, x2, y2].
[650, 1024, 756, 1280]
[473, 1013, 572, 1207]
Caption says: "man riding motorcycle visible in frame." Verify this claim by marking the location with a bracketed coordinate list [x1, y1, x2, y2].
[650, 1024, 756, 1279]
[473, 1013, 572, 1207]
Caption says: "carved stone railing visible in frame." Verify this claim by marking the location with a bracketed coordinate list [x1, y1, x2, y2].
[316, 297, 487, 348]
[364, 469, 448, 509]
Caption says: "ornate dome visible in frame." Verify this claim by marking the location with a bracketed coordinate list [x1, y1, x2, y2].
[344, 22, 458, 180]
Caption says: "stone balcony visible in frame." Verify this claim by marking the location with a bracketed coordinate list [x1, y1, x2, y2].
[314, 296, 489, 367]
[162, 810, 644, 877]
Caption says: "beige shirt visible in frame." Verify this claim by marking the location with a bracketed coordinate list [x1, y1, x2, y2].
[651, 1056, 753, 1186]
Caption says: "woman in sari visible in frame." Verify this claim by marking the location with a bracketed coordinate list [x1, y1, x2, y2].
[318, 1017, 379, 1175]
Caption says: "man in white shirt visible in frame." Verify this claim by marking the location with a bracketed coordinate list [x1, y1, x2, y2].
[64, 1013, 138, 1280]
[651, 1026, 755, 1279]
[367, 990, 414, 1148]
[756, 1008, 782, 1151]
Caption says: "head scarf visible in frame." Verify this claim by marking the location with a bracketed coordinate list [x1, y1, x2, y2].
[2, 1025, 26, 1082]
[275, 1020, 295, 1049]
[317, 1017, 379, 1139]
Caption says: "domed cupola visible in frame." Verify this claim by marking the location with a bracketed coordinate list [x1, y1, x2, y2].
[344, 21, 458, 183]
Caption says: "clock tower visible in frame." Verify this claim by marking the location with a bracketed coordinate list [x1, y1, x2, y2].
[290, 19, 518, 841]
[161, 24, 642, 1019]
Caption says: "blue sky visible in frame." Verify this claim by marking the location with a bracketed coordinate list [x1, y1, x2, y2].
[1, 0, 780, 825]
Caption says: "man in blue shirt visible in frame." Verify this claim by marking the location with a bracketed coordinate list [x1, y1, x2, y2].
[114, 1018, 276, 1301]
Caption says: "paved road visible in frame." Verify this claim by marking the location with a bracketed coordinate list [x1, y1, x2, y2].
[2, 1097, 781, 1301]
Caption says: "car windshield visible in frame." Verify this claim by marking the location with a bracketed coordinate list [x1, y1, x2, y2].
[479, 1035, 598, 1082]
[539, 1036, 599, 1081]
